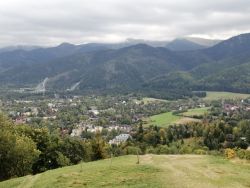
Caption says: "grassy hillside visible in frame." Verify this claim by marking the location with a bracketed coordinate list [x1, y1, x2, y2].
[1, 155, 249, 188]
[204, 91, 250, 100]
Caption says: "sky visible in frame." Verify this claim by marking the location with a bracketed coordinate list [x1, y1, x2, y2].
[0, 0, 250, 47]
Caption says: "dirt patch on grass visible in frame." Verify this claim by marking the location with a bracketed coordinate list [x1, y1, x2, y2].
[175, 117, 202, 124]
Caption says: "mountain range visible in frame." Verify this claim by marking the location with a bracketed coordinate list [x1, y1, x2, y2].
[0, 33, 249, 96]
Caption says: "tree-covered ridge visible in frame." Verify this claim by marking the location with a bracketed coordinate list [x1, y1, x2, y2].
[1, 33, 250, 95]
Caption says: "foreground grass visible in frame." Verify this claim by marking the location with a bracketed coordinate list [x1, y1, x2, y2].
[204, 91, 250, 100]
[1, 156, 160, 188]
[1, 155, 249, 188]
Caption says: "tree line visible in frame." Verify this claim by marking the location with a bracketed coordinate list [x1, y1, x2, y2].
[0, 114, 109, 181]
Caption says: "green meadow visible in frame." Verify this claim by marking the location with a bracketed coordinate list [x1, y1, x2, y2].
[146, 111, 181, 127]
[1, 155, 249, 188]
[182, 107, 210, 117]
[146, 107, 209, 127]
[204, 91, 250, 100]
[142, 97, 168, 103]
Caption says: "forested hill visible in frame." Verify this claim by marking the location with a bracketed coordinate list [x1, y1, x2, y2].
[1, 33, 250, 95]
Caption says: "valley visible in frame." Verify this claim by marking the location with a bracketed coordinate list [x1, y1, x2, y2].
[1, 1, 250, 188]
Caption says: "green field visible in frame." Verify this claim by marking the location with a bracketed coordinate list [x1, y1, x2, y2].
[182, 107, 210, 117]
[147, 111, 181, 127]
[204, 92, 250, 100]
[146, 107, 208, 127]
[138, 97, 168, 104]
[1, 155, 249, 188]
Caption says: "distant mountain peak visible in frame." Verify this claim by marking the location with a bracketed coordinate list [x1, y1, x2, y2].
[58, 42, 75, 48]
[184, 37, 222, 47]
[166, 38, 206, 51]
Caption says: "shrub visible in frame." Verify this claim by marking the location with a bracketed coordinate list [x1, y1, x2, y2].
[156, 145, 171, 154]
[123, 146, 142, 155]
[169, 145, 179, 154]
[236, 149, 246, 159]
[236, 149, 250, 160]
[179, 145, 193, 154]
[194, 149, 206, 155]
[245, 150, 250, 160]
[224, 148, 236, 159]
[145, 146, 157, 154]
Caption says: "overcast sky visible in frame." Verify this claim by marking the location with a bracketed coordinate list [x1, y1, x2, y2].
[0, 0, 250, 47]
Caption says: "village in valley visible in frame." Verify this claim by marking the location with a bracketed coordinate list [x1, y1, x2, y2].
[1, 92, 250, 146]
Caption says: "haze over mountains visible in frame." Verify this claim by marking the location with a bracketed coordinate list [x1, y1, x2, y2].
[0, 37, 219, 52]
[0, 33, 249, 95]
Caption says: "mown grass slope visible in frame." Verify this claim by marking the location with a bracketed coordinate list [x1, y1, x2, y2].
[1, 155, 249, 188]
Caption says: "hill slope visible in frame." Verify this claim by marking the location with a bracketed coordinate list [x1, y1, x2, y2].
[1, 155, 249, 188]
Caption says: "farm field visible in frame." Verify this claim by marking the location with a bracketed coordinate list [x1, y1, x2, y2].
[146, 111, 181, 127]
[182, 107, 210, 117]
[204, 91, 250, 101]
[175, 117, 202, 124]
[146, 107, 209, 127]
[142, 97, 168, 103]
[1, 155, 249, 188]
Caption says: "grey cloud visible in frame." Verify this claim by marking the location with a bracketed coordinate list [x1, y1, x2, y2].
[0, 0, 250, 46]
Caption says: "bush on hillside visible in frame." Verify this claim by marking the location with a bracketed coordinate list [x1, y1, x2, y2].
[224, 148, 236, 159]
[123, 146, 142, 155]
[237, 149, 250, 160]
[194, 149, 207, 155]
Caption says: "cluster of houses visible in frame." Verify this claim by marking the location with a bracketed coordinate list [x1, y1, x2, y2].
[3, 98, 135, 147]
[106, 125, 132, 132]
[224, 104, 240, 112]
[69, 122, 133, 146]
[108, 134, 131, 145]
[70, 122, 132, 138]
[70, 123, 104, 137]
[9, 107, 39, 124]
[1, 98, 64, 124]
[11, 104, 58, 124]
[223, 100, 250, 114]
